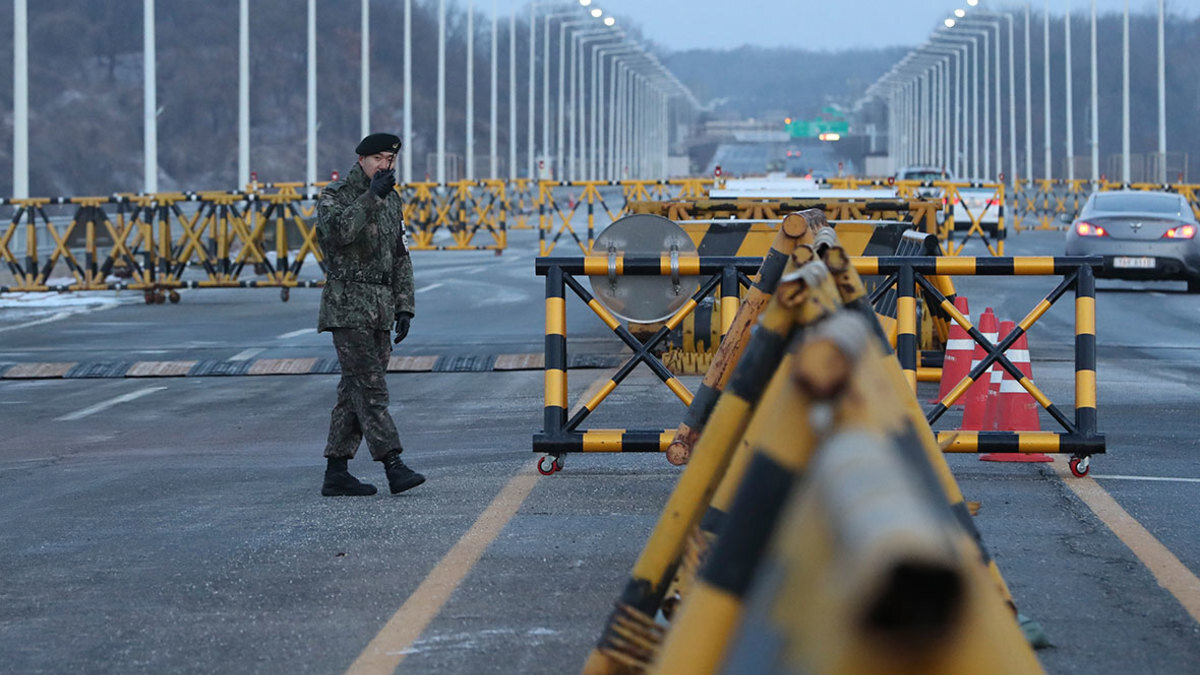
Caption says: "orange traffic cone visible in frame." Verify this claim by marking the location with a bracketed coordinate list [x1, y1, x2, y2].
[933, 295, 973, 406]
[982, 320, 1015, 430]
[960, 307, 998, 431]
[981, 323, 1053, 462]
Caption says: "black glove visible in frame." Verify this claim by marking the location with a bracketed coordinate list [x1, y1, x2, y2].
[369, 169, 396, 199]
[393, 312, 412, 344]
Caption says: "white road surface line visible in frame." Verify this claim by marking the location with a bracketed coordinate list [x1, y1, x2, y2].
[229, 347, 265, 362]
[1091, 474, 1200, 484]
[0, 304, 120, 334]
[276, 328, 314, 340]
[55, 386, 167, 422]
[416, 283, 443, 294]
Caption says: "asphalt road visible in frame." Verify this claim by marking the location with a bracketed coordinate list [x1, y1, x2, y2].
[1, 223, 1199, 674]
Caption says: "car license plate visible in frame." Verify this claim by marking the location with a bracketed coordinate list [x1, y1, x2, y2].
[1113, 256, 1155, 269]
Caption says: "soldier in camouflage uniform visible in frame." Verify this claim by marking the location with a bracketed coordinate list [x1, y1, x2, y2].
[316, 132, 425, 497]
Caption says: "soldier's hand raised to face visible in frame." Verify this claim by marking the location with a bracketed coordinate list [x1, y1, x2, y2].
[369, 169, 396, 198]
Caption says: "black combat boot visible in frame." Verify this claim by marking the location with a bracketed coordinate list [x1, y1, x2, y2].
[322, 457, 378, 496]
[382, 450, 425, 494]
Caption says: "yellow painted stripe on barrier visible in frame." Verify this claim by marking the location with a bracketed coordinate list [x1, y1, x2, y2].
[1013, 258, 1058, 275]
[1017, 298, 1054, 332]
[586, 298, 623, 331]
[545, 369, 567, 408]
[582, 429, 626, 452]
[583, 378, 619, 413]
[720, 296, 739, 335]
[1076, 295, 1096, 333]
[1016, 376, 1054, 410]
[545, 297, 566, 335]
[583, 256, 620, 276]
[1075, 370, 1097, 409]
[1052, 462, 1200, 626]
[935, 257, 978, 276]
[661, 255, 701, 276]
[897, 295, 916, 336]
[942, 377, 975, 407]
[658, 430, 676, 450]
[649, 585, 741, 673]
[665, 377, 695, 406]
[664, 299, 699, 331]
[849, 257, 879, 275]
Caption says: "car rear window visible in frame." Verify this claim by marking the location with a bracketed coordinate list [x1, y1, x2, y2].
[901, 171, 946, 182]
[1092, 193, 1185, 215]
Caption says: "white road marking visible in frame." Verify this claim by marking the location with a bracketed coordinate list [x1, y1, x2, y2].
[1091, 474, 1200, 484]
[0, 304, 122, 334]
[55, 386, 167, 422]
[229, 348, 265, 362]
[415, 283, 443, 294]
[277, 328, 314, 340]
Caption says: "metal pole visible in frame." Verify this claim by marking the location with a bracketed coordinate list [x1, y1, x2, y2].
[403, 0, 412, 183]
[509, 9, 516, 179]
[490, 1, 498, 178]
[13, 0, 28, 198]
[360, 0, 369, 138]
[1007, 14, 1016, 185]
[466, 0, 474, 180]
[1043, 0, 1051, 180]
[145, 0, 159, 194]
[437, 0, 446, 184]
[1157, 0, 1166, 182]
[1065, 0, 1075, 181]
[529, 7, 536, 178]
[1025, 5, 1033, 182]
[1122, 0, 1130, 182]
[1090, 0, 1099, 182]
[238, 0, 249, 188]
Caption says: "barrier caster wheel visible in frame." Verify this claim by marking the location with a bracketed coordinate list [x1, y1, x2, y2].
[537, 455, 559, 476]
[554, 455, 565, 472]
[1069, 456, 1091, 478]
[168, 290, 180, 304]
[143, 290, 155, 304]
[154, 291, 166, 304]
[280, 287, 290, 302]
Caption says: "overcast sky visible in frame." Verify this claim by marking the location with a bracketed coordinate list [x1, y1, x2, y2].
[484, 1, 1195, 52]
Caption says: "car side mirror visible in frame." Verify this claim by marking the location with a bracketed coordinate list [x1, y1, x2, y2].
[1058, 213, 1072, 222]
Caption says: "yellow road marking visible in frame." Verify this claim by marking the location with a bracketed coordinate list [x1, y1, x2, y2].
[346, 469, 540, 674]
[1053, 462, 1200, 625]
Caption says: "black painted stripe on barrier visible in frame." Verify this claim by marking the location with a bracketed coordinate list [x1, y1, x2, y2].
[545, 335, 566, 370]
[65, 361, 135, 378]
[752, 249, 788, 294]
[699, 505, 727, 536]
[1075, 333, 1096, 367]
[536, 256, 762, 276]
[680, 383, 720, 433]
[951, 500, 993, 565]
[696, 221, 752, 257]
[892, 420, 955, 520]
[726, 328, 789, 403]
[701, 452, 794, 597]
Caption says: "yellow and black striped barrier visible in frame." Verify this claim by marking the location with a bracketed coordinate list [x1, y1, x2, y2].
[861, 255, 1106, 469]
[532, 253, 763, 474]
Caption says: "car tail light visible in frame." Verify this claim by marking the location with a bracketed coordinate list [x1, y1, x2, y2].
[1075, 221, 1108, 237]
[1163, 224, 1197, 239]
[987, 198, 1000, 206]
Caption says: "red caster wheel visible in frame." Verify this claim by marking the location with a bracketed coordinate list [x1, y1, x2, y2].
[1069, 456, 1091, 478]
[537, 455, 558, 476]
[280, 287, 291, 302]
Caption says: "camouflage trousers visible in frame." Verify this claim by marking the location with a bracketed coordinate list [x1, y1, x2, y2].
[324, 328, 402, 461]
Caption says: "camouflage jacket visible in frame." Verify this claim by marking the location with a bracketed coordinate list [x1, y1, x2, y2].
[316, 163, 415, 332]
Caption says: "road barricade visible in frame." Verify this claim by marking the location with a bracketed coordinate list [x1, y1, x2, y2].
[580, 230, 1043, 674]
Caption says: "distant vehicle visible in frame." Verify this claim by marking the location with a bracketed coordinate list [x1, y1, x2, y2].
[894, 165, 955, 201]
[950, 180, 1003, 232]
[895, 165, 956, 183]
[1065, 190, 1200, 293]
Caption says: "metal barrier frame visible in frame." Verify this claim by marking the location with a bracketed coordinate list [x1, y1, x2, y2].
[533, 254, 758, 461]
[859, 255, 1106, 464]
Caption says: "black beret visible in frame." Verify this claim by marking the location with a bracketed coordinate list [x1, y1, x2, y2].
[355, 132, 402, 156]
